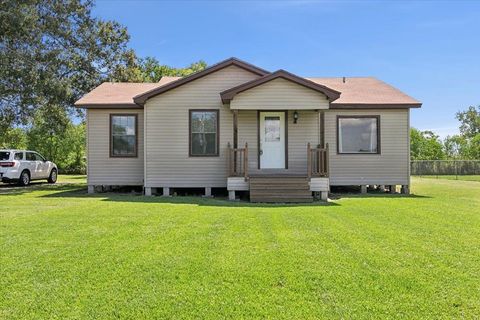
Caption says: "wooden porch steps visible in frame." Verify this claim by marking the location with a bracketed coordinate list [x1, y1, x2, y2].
[249, 176, 313, 203]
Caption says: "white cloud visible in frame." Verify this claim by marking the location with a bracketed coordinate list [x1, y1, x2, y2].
[418, 126, 459, 139]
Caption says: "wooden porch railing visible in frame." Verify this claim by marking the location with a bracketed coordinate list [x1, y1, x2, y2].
[228, 142, 248, 180]
[307, 142, 329, 178]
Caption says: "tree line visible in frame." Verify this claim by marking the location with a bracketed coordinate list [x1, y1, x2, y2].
[411, 105, 479, 160]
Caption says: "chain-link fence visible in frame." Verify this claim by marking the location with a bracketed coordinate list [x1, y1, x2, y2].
[411, 160, 480, 176]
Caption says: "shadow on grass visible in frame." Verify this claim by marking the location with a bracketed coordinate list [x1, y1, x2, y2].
[42, 188, 341, 208]
[109, 196, 342, 208]
[329, 192, 430, 200]
[0, 182, 85, 195]
[4, 182, 429, 207]
[60, 176, 86, 180]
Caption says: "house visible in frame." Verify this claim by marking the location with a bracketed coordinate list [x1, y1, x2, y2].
[74, 58, 421, 202]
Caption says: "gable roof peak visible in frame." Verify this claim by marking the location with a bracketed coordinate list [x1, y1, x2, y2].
[133, 57, 269, 105]
[220, 69, 342, 103]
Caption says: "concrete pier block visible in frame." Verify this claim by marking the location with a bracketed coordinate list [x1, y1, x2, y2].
[360, 185, 367, 194]
[162, 187, 170, 197]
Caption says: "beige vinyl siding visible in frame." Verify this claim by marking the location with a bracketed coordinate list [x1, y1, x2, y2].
[325, 109, 410, 186]
[310, 177, 329, 192]
[237, 110, 257, 172]
[288, 110, 320, 173]
[238, 110, 319, 175]
[231, 78, 329, 110]
[86, 109, 144, 185]
[144, 65, 260, 188]
[227, 177, 249, 191]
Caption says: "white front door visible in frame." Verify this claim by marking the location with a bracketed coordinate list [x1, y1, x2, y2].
[259, 112, 286, 169]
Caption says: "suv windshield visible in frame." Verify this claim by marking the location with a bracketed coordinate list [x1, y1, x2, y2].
[0, 151, 11, 160]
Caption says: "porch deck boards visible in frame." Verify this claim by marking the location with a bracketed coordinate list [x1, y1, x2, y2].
[249, 176, 313, 203]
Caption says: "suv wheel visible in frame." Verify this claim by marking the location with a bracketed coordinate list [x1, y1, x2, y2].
[19, 170, 30, 186]
[48, 169, 57, 184]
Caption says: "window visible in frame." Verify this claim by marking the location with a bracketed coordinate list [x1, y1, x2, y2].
[25, 152, 45, 161]
[26, 152, 36, 161]
[14, 152, 24, 160]
[265, 116, 281, 142]
[34, 153, 46, 161]
[0, 152, 10, 160]
[189, 110, 219, 156]
[337, 116, 380, 154]
[110, 114, 137, 157]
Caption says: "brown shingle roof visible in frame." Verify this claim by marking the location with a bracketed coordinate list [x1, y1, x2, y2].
[74, 65, 421, 109]
[74, 77, 180, 108]
[158, 76, 181, 85]
[307, 77, 421, 108]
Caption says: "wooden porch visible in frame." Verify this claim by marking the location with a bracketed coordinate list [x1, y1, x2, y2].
[227, 142, 330, 202]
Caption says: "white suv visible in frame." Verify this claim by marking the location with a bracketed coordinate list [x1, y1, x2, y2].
[0, 150, 58, 186]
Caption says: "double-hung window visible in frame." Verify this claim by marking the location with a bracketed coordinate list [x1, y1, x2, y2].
[337, 116, 380, 154]
[110, 114, 137, 157]
[189, 110, 219, 156]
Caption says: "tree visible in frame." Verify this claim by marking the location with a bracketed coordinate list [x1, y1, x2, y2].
[443, 135, 467, 159]
[447, 105, 480, 160]
[464, 134, 480, 159]
[0, 0, 133, 127]
[0, 127, 28, 149]
[27, 105, 86, 173]
[456, 105, 480, 139]
[410, 128, 445, 160]
[63, 122, 86, 173]
[111, 56, 207, 82]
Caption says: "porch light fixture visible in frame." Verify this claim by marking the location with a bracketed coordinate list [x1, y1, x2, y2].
[293, 111, 299, 124]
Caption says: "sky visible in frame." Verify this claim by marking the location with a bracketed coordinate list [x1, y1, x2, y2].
[93, 0, 480, 138]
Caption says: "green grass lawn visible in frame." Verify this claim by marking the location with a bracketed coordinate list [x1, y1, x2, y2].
[415, 175, 480, 182]
[1, 176, 479, 319]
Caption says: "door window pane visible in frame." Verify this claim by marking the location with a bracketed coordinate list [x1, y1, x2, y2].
[264, 116, 281, 142]
[338, 117, 379, 153]
[14, 152, 23, 160]
[111, 115, 137, 157]
[190, 110, 218, 156]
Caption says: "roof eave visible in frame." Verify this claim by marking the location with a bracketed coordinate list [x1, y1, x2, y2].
[73, 103, 142, 109]
[330, 103, 422, 109]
